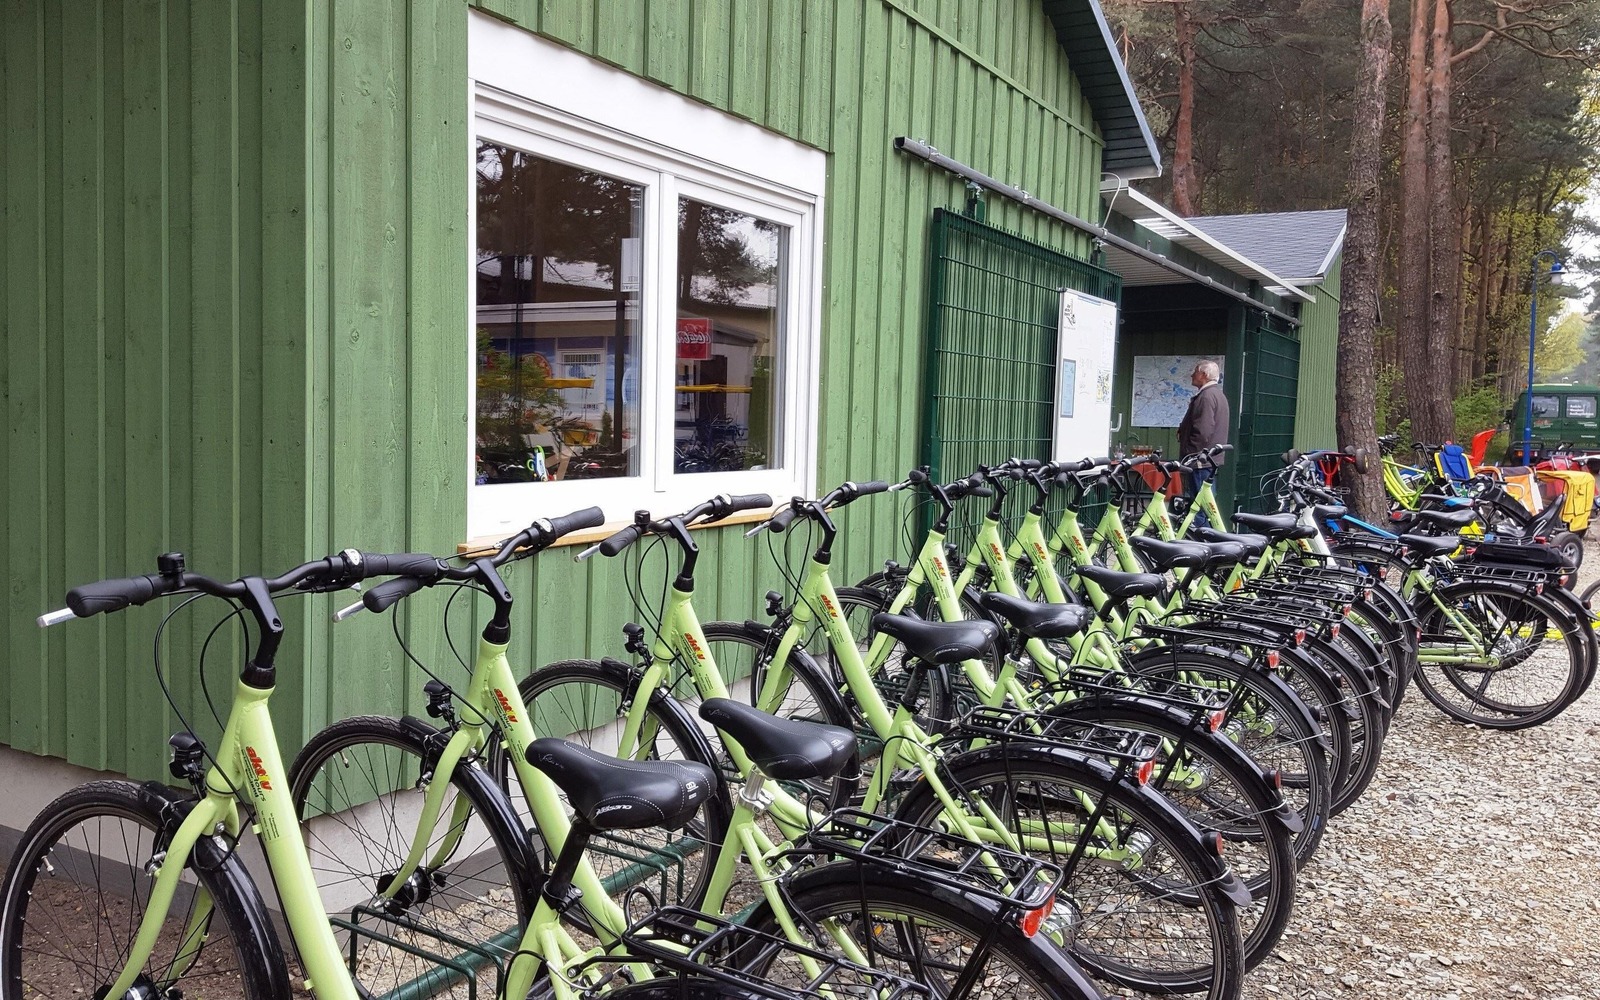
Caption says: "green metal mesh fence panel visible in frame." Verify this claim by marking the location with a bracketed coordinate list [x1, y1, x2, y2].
[918, 208, 1121, 546]
[1236, 314, 1302, 512]
[921, 208, 1121, 485]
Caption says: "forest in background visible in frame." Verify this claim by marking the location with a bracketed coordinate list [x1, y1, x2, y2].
[1102, 0, 1600, 491]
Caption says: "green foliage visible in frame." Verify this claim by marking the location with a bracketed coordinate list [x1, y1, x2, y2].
[1374, 363, 1404, 436]
[1535, 312, 1589, 379]
[1452, 385, 1509, 456]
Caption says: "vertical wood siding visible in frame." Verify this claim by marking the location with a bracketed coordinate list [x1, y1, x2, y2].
[1, 1, 311, 777]
[1292, 260, 1342, 451]
[6, 0, 1112, 780]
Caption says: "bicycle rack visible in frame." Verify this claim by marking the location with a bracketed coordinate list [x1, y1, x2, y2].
[589, 905, 932, 1000]
[333, 903, 511, 1000]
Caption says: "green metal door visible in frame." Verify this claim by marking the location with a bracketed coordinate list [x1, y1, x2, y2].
[1235, 314, 1301, 512]
[921, 208, 1121, 483]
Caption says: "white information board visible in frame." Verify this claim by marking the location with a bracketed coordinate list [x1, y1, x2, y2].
[1131, 355, 1226, 427]
[1052, 289, 1119, 460]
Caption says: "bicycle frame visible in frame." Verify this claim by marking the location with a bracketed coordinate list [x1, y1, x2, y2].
[106, 679, 362, 1000]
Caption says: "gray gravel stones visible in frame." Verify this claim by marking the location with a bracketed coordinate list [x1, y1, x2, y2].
[1245, 538, 1600, 999]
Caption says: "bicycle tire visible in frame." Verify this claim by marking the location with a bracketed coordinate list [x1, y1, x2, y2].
[891, 744, 1245, 1000]
[516, 658, 734, 906]
[1045, 697, 1298, 968]
[740, 862, 1106, 1000]
[0, 779, 287, 1000]
[1411, 581, 1587, 729]
[288, 715, 537, 996]
[1123, 645, 1333, 867]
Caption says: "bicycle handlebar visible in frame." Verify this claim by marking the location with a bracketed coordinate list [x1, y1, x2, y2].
[579, 493, 775, 560]
[45, 548, 435, 625]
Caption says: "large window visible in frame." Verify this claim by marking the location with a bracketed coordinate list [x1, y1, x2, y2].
[468, 15, 824, 537]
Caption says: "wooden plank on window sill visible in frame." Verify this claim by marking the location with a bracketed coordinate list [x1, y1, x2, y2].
[456, 507, 775, 556]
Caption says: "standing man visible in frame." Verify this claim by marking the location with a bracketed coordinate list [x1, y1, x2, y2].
[1177, 359, 1229, 500]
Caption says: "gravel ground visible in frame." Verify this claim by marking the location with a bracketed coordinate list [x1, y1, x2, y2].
[1245, 536, 1600, 1000]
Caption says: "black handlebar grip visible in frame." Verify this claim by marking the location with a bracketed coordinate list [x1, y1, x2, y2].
[1088, 456, 1113, 467]
[362, 576, 427, 614]
[727, 493, 773, 513]
[1123, 455, 1153, 468]
[769, 506, 799, 533]
[1213, 443, 1235, 454]
[358, 552, 446, 579]
[66, 575, 164, 618]
[907, 468, 929, 484]
[969, 484, 995, 498]
[598, 523, 645, 557]
[855, 480, 891, 495]
[545, 506, 606, 539]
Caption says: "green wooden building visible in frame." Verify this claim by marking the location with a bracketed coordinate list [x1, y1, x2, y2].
[0, 0, 1335, 818]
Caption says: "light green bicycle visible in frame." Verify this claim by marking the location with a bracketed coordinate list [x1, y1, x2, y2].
[294, 500, 1099, 1000]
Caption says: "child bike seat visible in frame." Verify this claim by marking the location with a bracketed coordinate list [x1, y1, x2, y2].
[698, 698, 856, 782]
[869, 613, 1000, 665]
[977, 592, 1094, 640]
[524, 739, 714, 831]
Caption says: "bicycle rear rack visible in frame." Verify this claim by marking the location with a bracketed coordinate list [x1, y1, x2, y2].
[955, 705, 1161, 764]
[798, 807, 1063, 912]
[593, 905, 932, 1000]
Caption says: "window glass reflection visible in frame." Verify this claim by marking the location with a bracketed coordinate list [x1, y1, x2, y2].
[476, 141, 642, 484]
[675, 198, 786, 474]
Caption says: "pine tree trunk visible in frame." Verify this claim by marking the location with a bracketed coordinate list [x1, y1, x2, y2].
[1336, 0, 1392, 520]
[1171, 3, 1200, 216]
[1426, 0, 1461, 421]
[1398, 0, 1452, 444]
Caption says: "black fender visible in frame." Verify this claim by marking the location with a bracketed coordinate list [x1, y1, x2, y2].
[135, 781, 296, 1000]
[898, 741, 1253, 908]
[394, 716, 546, 895]
[1044, 695, 1302, 835]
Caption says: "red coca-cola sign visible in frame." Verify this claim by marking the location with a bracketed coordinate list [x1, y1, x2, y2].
[677, 318, 712, 360]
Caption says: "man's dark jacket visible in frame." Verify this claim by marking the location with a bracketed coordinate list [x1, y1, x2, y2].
[1178, 382, 1229, 463]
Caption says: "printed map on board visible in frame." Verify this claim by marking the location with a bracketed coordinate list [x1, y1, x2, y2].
[1132, 355, 1224, 427]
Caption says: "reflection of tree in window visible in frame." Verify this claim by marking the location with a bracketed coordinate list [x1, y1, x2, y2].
[676, 198, 784, 474]
[475, 141, 641, 483]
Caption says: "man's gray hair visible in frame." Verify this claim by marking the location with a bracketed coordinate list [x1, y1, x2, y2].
[1196, 360, 1221, 383]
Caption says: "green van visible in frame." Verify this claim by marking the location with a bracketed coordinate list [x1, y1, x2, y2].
[1507, 383, 1600, 462]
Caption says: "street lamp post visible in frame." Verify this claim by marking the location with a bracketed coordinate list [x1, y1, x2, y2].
[1523, 249, 1567, 464]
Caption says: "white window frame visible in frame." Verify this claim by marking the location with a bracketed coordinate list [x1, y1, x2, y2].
[467, 13, 825, 538]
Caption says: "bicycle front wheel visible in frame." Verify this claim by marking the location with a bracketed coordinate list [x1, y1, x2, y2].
[518, 658, 732, 910]
[289, 715, 534, 997]
[741, 862, 1104, 1000]
[0, 780, 286, 1000]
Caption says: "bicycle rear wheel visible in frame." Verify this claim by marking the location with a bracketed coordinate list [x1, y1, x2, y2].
[1412, 582, 1588, 728]
[891, 746, 1245, 1000]
[741, 863, 1105, 1000]
[0, 780, 285, 1000]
